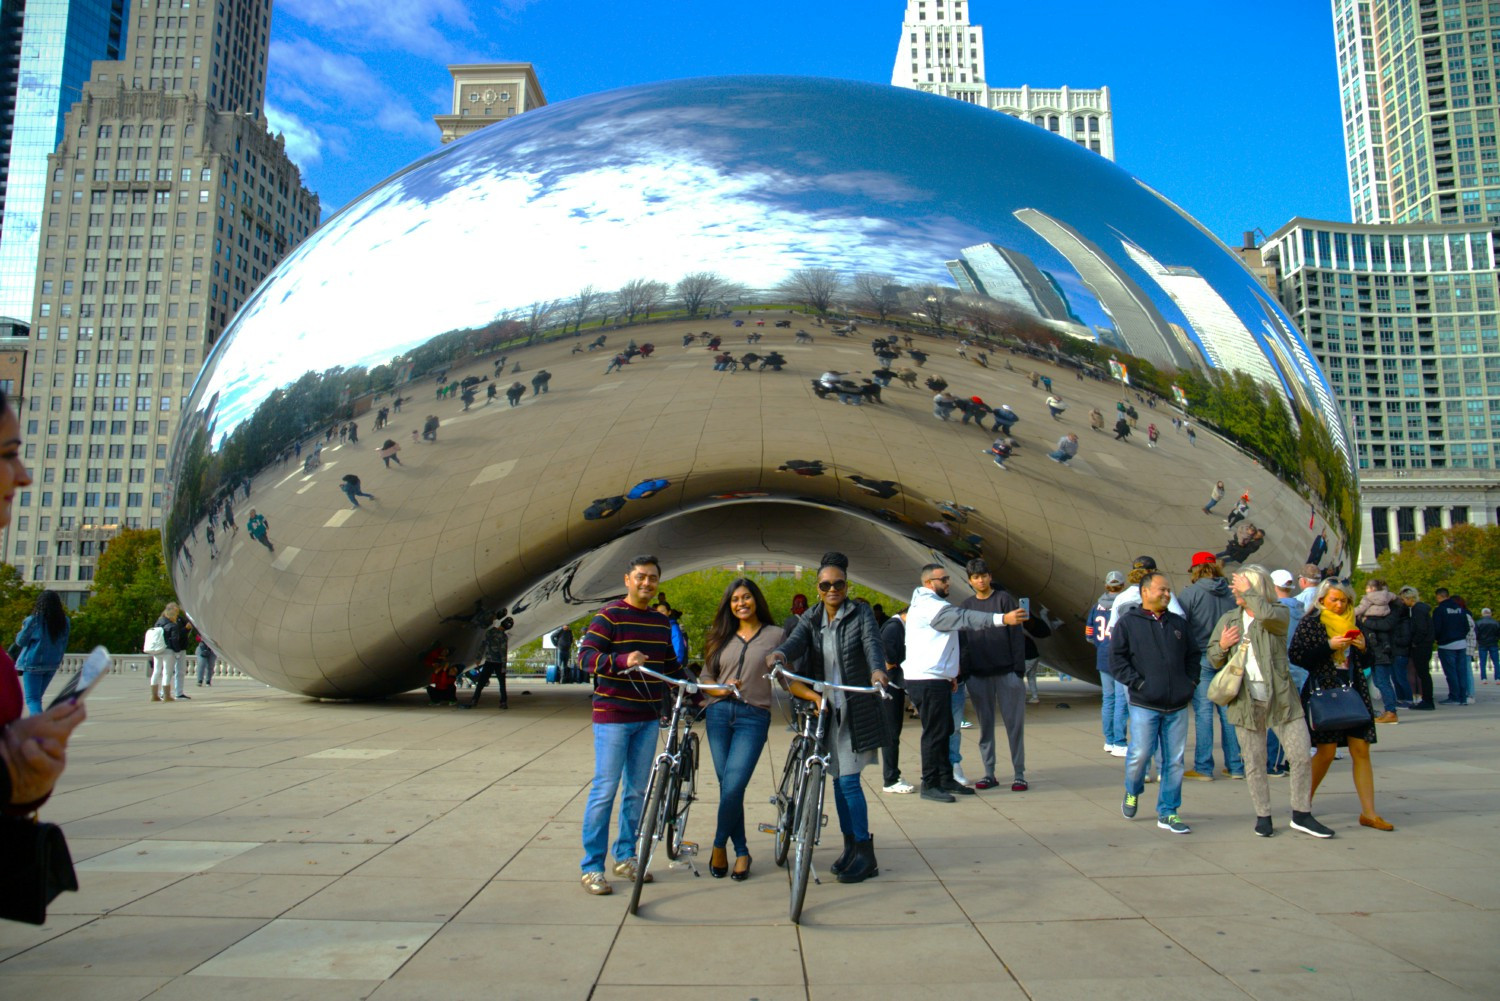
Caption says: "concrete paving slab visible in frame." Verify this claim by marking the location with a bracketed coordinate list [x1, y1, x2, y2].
[4, 677, 1497, 997]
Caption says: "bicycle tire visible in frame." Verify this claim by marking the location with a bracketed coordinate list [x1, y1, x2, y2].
[665, 731, 699, 859]
[773, 736, 807, 868]
[628, 759, 671, 916]
[788, 759, 823, 924]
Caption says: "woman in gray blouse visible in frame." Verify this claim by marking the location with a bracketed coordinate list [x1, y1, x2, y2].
[699, 577, 783, 881]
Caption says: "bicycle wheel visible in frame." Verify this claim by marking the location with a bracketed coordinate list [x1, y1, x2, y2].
[628, 759, 671, 916]
[665, 730, 699, 859]
[773, 736, 807, 868]
[788, 760, 824, 924]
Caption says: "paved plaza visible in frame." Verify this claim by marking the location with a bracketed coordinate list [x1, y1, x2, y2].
[2, 674, 1497, 1000]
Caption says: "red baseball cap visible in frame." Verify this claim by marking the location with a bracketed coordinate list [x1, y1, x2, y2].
[1189, 551, 1217, 567]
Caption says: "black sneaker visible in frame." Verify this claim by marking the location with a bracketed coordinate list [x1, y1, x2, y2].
[1254, 816, 1274, 838]
[1290, 811, 1336, 839]
[1121, 792, 1138, 819]
[1157, 814, 1191, 834]
[921, 784, 956, 803]
[942, 782, 977, 796]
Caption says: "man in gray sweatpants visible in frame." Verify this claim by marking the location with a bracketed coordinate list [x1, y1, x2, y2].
[958, 558, 1032, 791]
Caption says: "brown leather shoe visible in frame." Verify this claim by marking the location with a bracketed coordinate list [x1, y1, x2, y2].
[1359, 814, 1395, 831]
[1373, 711, 1399, 724]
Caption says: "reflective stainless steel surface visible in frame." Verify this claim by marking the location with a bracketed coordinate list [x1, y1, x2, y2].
[167, 76, 1352, 698]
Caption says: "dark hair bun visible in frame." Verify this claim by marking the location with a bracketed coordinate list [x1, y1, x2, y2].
[819, 551, 849, 571]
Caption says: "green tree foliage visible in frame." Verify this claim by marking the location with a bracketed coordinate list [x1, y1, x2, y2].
[508, 568, 901, 667]
[69, 529, 179, 654]
[0, 562, 44, 648]
[1367, 524, 1499, 612]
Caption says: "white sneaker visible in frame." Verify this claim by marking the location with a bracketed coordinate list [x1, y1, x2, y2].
[959, 720, 974, 729]
[952, 764, 971, 786]
[1109, 744, 1128, 757]
[883, 779, 917, 794]
[1026, 696, 1040, 705]
[1103, 743, 1112, 753]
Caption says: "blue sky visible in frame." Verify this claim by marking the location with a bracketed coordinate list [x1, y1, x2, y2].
[264, 0, 1348, 246]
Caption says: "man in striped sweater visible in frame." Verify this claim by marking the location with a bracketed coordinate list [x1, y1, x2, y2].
[577, 554, 684, 896]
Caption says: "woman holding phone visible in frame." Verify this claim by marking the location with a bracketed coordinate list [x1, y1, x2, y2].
[1288, 578, 1391, 831]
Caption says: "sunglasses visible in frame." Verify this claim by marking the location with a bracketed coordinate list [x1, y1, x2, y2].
[927, 575, 950, 583]
[817, 580, 848, 592]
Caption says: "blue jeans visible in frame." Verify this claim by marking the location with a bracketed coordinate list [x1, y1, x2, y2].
[1369, 663, 1397, 714]
[1098, 667, 1128, 746]
[1479, 646, 1499, 681]
[1048, 449, 1074, 463]
[340, 484, 374, 508]
[20, 666, 59, 716]
[704, 701, 770, 856]
[1124, 703, 1188, 818]
[1193, 661, 1243, 775]
[580, 719, 659, 873]
[949, 682, 967, 765]
[1391, 654, 1414, 702]
[1437, 647, 1472, 702]
[830, 773, 869, 841]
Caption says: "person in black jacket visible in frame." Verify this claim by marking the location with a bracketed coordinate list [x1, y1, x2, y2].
[1110, 571, 1199, 834]
[958, 559, 1030, 791]
[878, 609, 913, 794]
[770, 552, 890, 884]
[1356, 580, 1400, 723]
[1398, 587, 1437, 710]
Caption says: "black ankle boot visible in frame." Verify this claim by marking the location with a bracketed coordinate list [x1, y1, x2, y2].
[830, 833, 855, 876]
[836, 836, 878, 884]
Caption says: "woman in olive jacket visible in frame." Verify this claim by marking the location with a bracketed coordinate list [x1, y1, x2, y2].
[771, 552, 889, 884]
[1208, 566, 1332, 839]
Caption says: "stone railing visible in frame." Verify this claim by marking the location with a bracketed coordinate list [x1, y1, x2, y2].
[53, 652, 256, 679]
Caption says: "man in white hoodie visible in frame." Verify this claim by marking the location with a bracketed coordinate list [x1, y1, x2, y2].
[904, 563, 1019, 803]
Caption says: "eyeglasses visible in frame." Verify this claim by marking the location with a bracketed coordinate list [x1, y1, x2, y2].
[926, 575, 950, 583]
[817, 580, 847, 592]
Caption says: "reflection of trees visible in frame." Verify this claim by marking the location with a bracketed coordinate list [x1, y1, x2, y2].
[563, 285, 602, 333]
[905, 284, 952, 332]
[616, 278, 667, 324]
[778, 268, 844, 315]
[850, 273, 902, 324]
[522, 300, 560, 344]
[674, 271, 735, 317]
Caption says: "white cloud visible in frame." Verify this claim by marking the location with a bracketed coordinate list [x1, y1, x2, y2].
[278, 0, 477, 59]
[264, 103, 323, 168]
[269, 38, 432, 142]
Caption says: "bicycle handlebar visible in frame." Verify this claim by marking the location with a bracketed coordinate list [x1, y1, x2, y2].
[634, 664, 741, 698]
[768, 662, 890, 698]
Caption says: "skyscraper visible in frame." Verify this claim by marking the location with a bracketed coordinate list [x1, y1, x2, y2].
[1013, 208, 1192, 370]
[6, 0, 319, 598]
[891, 0, 1114, 159]
[1335, 0, 1500, 225]
[0, 0, 129, 322]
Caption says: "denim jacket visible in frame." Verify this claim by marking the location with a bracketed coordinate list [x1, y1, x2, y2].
[15, 613, 70, 671]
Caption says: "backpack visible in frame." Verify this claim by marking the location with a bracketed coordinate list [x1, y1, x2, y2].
[143, 625, 167, 654]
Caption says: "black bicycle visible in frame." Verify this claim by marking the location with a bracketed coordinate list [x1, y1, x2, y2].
[627, 666, 738, 916]
[762, 662, 887, 924]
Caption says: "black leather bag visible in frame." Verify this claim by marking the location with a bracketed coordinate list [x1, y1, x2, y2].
[1307, 679, 1372, 732]
[0, 814, 79, 925]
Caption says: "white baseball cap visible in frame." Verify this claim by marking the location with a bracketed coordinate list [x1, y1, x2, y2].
[1270, 569, 1295, 588]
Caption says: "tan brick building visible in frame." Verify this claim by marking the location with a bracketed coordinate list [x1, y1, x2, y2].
[434, 64, 546, 144]
[6, 0, 319, 600]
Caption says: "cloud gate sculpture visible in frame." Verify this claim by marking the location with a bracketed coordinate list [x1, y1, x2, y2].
[166, 76, 1354, 699]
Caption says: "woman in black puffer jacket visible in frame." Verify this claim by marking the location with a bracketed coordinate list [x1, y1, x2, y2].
[771, 552, 890, 885]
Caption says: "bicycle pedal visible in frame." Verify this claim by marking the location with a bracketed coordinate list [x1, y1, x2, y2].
[757, 823, 777, 834]
[678, 842, 699, 856]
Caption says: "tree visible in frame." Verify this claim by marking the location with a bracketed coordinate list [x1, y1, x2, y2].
[69, 529, 179, 654]
[674, 271, 732, 318]
[562, 285, 601, 333]
[906, 284, 951, 332]
[616, 278, 667, 324]
[849, 273, 902, 325]
[520, 299, 559, 344]
[1368, 524, 1499, 613]
[0, 563, 43, 648]
[778, 267, 844, 315]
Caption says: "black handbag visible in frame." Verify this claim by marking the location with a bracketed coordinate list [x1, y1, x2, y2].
[0, 813, 79, 925]
[1307, 677, 1372, 732]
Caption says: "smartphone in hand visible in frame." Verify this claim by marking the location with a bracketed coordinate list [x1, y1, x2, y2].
[48, 646, 112, 709]
[1018, 597, 1031, 616]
